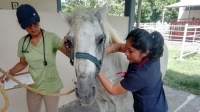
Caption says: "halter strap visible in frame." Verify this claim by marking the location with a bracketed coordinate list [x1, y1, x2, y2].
[76, 52, 102, 69]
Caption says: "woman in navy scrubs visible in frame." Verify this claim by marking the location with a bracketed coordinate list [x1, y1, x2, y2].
[98, 28, 168, 112]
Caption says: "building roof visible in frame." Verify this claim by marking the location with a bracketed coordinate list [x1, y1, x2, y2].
[166, 1, 200, 8]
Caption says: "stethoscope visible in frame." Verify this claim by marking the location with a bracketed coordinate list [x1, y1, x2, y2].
[21, 29, 47, 66]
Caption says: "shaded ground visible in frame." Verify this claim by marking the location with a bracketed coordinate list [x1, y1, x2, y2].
[59, 86, 200, 112]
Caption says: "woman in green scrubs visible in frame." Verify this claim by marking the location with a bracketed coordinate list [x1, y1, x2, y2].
[0, 4, 69, 112]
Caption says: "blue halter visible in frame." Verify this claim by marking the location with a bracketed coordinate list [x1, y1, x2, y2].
[64, 33, 106, 72]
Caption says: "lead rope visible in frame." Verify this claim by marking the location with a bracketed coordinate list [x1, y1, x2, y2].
[0, 68, 76, 112]
[0, 85, 9, 112]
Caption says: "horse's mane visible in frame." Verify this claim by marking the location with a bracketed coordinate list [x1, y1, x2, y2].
[100, 21, 124, 44]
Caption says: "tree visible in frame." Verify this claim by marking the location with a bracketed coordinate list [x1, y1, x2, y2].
[62, 0, 125, 16]
[62, 0, 102, 13]
[134, 0, 180, 23]
[108, 0, 125, 16]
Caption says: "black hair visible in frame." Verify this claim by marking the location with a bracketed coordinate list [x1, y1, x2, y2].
[126, 28, 164, 61]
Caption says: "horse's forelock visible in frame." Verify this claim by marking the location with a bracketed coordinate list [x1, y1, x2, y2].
[71, 9, 95, 23]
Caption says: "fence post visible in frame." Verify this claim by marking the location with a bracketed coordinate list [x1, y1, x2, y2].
[193, 28, 197, 43]
[179, 24, 188, 60]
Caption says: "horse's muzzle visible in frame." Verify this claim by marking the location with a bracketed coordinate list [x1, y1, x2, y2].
[75, 86, 96, 106]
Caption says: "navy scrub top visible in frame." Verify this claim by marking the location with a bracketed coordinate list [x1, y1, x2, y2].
[120, 59, 168, 112]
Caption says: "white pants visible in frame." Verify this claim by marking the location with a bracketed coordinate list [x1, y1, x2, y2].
[26, 90, 60, 112]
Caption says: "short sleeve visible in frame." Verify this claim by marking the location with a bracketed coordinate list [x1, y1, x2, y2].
[17, 38, 25, 58]
[120, 72, 145, 92]
[52, 33, 63, 51]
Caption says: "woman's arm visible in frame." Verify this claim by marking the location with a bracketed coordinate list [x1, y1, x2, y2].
[0, 58, 28, 83]
[98, 72, 128, 96]
[9, 58, 28, 74]
[105, 43, 126, 56]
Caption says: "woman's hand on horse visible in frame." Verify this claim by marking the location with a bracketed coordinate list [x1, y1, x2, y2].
[104, 47, 108, 57]
[104, 46, 113, 57]
[63, 36, 71, 48]
[62, 36, 67, 43]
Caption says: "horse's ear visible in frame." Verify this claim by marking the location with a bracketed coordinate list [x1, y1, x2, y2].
[95, 3, 108, 22]
[59, 11, 72, 26]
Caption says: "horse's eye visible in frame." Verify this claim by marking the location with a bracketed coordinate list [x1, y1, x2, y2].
[99, 38, 104, 44]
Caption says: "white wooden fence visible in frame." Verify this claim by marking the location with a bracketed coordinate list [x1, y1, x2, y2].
[135, 22, 200, 60]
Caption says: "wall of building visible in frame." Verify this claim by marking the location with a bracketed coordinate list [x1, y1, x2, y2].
[0, 10, 128, 112]
[0, 0, 57, 12]
[178, 10, 200, 19]
[178, 0, 200, 19]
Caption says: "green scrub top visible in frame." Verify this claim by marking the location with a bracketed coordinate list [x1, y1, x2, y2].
[17, 31, 63, 93]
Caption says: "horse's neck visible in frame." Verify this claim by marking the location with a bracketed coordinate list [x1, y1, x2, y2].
[100, 23, 128, 80]
[101, 51, 128, 81]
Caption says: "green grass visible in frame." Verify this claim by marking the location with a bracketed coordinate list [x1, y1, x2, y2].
[163, 45, 200, 95]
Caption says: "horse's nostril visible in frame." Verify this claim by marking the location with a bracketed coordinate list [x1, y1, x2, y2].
[80, 75, 86, 78]
[79, 73, 86, 78]
[75, 88, 79, 97]
[92, 86, 96, 96]
[78, 101, 81, 105]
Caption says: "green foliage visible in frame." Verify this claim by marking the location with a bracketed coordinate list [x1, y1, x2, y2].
[62, 0, 180, 23]
[62, 0, 101, 13]
[62, 0, 125, 16]
[108, 1, 125, 16]
[135, 0, 180, 23]
[136, 1, 152, 22]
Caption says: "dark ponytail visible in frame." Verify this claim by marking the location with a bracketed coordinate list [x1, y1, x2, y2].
[126, 29, 164, 61]
[148, 31, 164, 61]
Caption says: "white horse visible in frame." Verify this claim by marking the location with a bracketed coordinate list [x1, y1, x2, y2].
[60, 4, 168, 112]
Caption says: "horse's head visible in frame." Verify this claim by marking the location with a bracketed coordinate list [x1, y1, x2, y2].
[60, 4, 109, 106]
